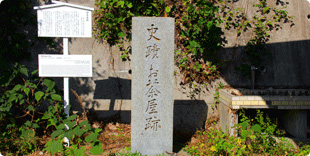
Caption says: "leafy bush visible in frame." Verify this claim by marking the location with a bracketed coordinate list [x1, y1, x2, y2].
[43, 114, 103, 155]
[185, 110, 308, 156]
[0, 65, 103, 155]
[0, 64, 61, 155]
[235, 110, 294, 155]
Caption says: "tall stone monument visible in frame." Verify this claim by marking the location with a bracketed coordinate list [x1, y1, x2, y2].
[131, 17, 175, 155]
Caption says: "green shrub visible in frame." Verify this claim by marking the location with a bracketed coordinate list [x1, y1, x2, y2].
[0, 65, 103, 155]
[185, 110, 307, 156]
[42, 114, 103, 155]
[0, 64, 62, 155]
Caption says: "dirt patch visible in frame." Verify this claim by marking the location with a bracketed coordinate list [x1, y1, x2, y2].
[98, 122, 131, 155]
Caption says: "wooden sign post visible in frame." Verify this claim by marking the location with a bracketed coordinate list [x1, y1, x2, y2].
[34, 0, 94, 147]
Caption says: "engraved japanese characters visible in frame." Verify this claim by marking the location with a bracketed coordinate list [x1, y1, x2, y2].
[132, 17, 174, 155]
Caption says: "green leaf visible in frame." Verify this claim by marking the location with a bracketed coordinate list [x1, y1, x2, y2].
[117, 1, 124, 7]
[95, 128, 102, 134]
[189, 40, 200, 48]
[90, 141, 103, 155]
[207, 21, 213, 29]
[74, 146, 86, 156]
[127, 2, 133, 8]
[31, 69, 38, 76]
[8, 93, 17, 102]
[44, 79, 55, 90]
[64, 120, 76, 129]
[51, 130, 63, 139]
[42, 112, 51, 120]
[13, 84, 22, 91]
[24, 87, 30, 96]
[77, 138, 83, 143]
[35, 91, 44, 102]
[264, 7, 270, 13]
[27, 105, 35, 111]
[121, 54, 128, 59]
[57, 124, 66, 130]
[73, 127, 86, 137]
[43, 140, 63, 155]
[20, 67, 29, 77]
[51, 94, 62, 101]
[118, 32, 126, 38]
[32, 123, 40, 129]
[165, 6, 171, 13]
[22, 129, 35, 139]
[17, 93, 23, 100]
[79, 120, 89, 126]
[67, 114, 78, 121]
[64, 130, 73, 140]
[25, 120, 31, 127]
[240, 120, 249, 130]
[85, 132, 98, 143]
[252, 124, 262, 133]
[48, 118, 58, 128]
[241, 130, 250, 139]
[28, 83, 36, 88]
[85, 123, 92, 131]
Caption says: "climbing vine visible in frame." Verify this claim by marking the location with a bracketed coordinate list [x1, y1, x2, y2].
[93, 0, 294, 85]
[221, 0, 294, 75]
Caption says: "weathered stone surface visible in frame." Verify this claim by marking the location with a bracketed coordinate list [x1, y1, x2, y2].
[131, 17, 174, 155]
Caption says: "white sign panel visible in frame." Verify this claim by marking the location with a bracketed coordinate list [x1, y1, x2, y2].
[39, 54, 92, 77]
[37, 6, 92, 38]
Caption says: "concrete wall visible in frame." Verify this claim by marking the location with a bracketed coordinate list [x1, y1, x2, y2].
[220, 0, 310, 88]
[22, 0, 310, 132]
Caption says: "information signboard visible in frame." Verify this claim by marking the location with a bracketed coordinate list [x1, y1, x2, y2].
[39, 54, 92, 77]
[36, 7, 92, 38]
[34, 0, 94, 38]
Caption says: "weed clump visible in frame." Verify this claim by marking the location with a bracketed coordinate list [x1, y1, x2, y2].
[185, 110, 309, 155]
